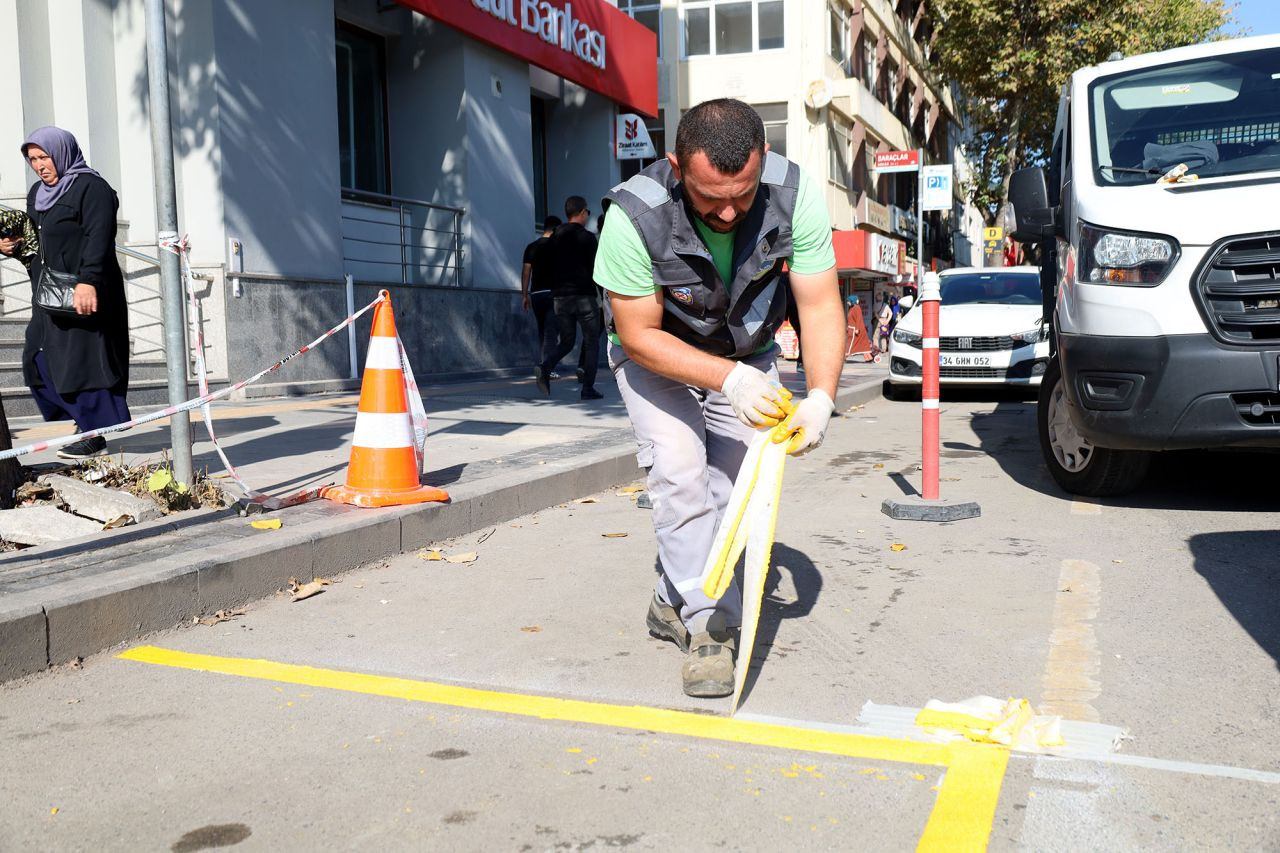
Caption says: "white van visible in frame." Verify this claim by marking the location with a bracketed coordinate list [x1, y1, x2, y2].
[1009, 35, 1280, 496]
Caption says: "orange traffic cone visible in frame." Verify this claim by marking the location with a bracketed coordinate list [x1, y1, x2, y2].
[323, 293, 448, 507]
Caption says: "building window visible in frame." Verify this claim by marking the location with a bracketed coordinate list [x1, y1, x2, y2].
[756, 103, 787, 158]
[683, 1, 784, 57]
[619, 1, 662, 57]
[828, 2, 849, 71]
[861, 35, 877, 91]
[335, 22, 389, 194]
[620, 109, 666, 182]
[828, 115, 851, 189]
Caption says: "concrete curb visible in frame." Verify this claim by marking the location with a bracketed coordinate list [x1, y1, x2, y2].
[0, 376, 885, 683]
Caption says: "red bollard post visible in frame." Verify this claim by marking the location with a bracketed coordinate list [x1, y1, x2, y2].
[881, 270, 980, 522]
[920, 272, 941, 501]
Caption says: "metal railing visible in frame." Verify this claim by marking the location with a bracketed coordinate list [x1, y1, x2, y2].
[0, 204, 220, 381]
[339, 189, 465, 287]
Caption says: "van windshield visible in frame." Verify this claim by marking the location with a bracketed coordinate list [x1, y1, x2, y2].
[1090, 46, 1280, 185]
[940, 272, 1040, 305]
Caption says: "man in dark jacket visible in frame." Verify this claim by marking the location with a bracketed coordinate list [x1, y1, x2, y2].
[535, 195, 603, 400]
[521, 214, 562, 364]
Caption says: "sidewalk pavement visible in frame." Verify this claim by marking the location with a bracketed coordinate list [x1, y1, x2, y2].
[0, 357, 889, 681]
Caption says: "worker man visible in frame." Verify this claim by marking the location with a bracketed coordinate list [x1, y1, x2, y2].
[595, 99, 844, 698]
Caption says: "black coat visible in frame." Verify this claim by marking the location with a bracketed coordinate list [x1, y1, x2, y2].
[23, 174, 130, 396]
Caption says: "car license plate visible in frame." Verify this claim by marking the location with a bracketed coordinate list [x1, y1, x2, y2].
[940, 353, 992, 367]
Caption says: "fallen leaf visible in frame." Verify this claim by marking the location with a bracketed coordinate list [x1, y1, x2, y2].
[890, 543, 907, 552]
[872, 463, 885, 470]
[146, 469, 173, 493]
[50, 807, 58, 816]
[65, 698, 80, 705]
[1112, 559, 1123, 564]
[444, 551, 478, 564]
[615, 486, 645, 496]
[102, 514, 134, 530]
[521, 626, 543, 633]
[420, 549, 444, 561]
[602, 532, 629, 538]
[251, 518, 282, 530]
[288, 576, 329, 601]
[573, 497, 598, 504]
[198, 607, 247, 626]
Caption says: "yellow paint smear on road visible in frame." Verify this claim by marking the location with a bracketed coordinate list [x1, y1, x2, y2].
[119, 645, 1010, 850]
[1041, 559, 1102, 722]
[1069, 500, 1102, 516]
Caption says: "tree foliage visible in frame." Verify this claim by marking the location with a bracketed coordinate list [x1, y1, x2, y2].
[932, 0, 1235, 223]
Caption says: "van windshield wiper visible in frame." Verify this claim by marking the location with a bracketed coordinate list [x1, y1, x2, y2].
[1098, 164, 1161, 176]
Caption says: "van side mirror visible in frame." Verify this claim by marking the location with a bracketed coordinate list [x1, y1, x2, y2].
[1008, 167, 1058, 240]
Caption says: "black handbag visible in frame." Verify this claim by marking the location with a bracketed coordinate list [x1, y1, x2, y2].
[33, 215, 78, 317]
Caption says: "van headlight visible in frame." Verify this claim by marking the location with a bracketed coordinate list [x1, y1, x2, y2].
[893, 328, 921, 346]
[1079, 222, 1179, 285]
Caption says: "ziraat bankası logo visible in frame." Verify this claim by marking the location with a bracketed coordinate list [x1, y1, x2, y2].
[472, 0, 608, 70]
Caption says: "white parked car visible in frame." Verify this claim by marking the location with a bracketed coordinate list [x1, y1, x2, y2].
[886, 266, 1050, 397]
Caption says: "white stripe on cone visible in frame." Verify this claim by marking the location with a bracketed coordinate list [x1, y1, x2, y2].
[351, 411, 416, 449]
[364, 336, 402, 371]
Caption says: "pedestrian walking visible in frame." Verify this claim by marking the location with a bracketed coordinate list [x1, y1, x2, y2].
[0, 126, 130, 459]
[535, 196, 604, 400]
[875, 295, 893, 353]
[521, 214, 561, 373]
[596, 98, 844, 698]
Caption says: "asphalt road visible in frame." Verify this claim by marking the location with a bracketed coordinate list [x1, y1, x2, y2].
[2, 388, 1278, 851]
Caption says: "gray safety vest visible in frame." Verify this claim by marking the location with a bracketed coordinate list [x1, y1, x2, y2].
[602, 151, 800, 358]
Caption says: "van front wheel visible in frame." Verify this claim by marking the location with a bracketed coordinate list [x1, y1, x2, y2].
[1037, 359, 1151, 497]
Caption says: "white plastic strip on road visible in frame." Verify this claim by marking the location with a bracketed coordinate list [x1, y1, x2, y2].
[351, 411, 416, 449]
[364, 336, 402, 371]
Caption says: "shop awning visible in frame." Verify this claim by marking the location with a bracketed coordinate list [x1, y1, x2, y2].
[397, 0, 658, 116]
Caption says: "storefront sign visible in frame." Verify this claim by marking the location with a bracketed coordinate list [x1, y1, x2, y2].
[832, 229, 902, 276]
[873, 149, 920, 173]
[869, 233, 900, 275]
[921, 164, 953, 211]
[398, 0, 658, 115]
[862, 198, 890, 232]
[890, 204, 916, 238]
[616, 113, 656, 159]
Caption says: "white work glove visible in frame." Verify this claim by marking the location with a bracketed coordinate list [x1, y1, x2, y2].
[720, 362, 790, 428]
[775, 389, 835, 456]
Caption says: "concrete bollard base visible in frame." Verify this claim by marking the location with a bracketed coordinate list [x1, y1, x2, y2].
[881, 496, 981, 522]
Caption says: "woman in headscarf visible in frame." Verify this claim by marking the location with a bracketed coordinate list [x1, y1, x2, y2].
[0, 126, 129, 459]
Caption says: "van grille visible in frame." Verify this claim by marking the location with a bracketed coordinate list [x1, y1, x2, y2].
[940, 367, 1007, 379]
[939, 336, 1016, 351]
[1194, 233, 1280, 343]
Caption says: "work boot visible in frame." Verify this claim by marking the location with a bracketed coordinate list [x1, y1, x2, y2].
[645, 594, 689, 652]
[682, 629, 736, 698]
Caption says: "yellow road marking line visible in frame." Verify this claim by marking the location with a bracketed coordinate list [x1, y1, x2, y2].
[918, 744, 1010, 852]
[119, 645, 1009, 850]
[1040, 559, 1102, 722]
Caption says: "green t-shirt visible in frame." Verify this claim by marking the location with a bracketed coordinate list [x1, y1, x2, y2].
[595, 165, 836, 301]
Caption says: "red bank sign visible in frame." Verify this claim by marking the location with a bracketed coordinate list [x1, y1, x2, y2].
[873, 149, 920, 173]
[396, 0, 658, 116]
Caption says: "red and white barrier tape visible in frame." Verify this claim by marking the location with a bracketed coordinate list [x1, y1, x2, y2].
[0, 260, 386, 473]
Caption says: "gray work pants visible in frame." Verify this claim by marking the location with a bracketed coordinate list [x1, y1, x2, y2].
[610, 340, 780, 633]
